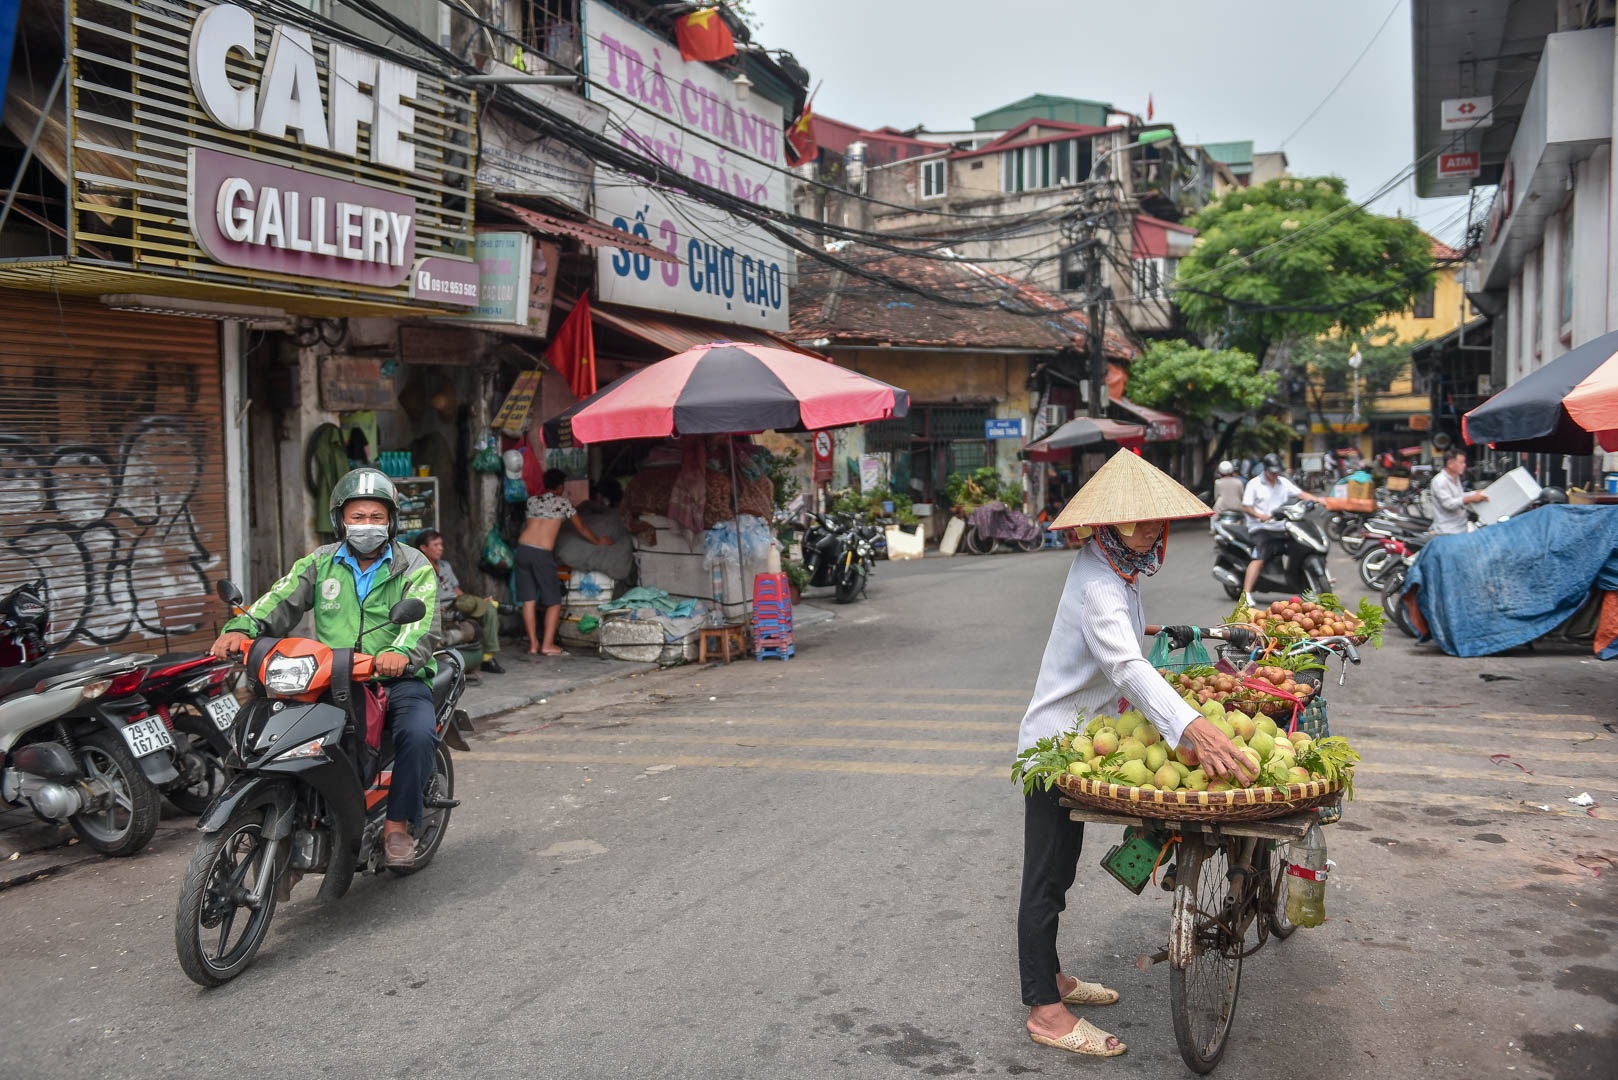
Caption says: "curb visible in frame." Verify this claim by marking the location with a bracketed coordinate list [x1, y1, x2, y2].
[462, 661, 660, 723]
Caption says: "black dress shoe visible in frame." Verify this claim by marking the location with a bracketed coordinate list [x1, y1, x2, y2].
[482, 657, 506, 674]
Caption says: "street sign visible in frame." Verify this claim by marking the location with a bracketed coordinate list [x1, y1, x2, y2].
[812, 429, 832, 484]
[1440, 97, 1492, 131]
[1436, 151, 1481, 179]
[985, 418, 1025, 440]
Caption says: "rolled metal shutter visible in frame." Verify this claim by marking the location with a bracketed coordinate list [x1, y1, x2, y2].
[0, 292, 229, 656]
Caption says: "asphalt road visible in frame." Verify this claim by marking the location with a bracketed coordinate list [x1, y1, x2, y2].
[1, 532, 1614, 1079]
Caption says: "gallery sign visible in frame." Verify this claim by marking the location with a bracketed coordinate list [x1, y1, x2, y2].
[188, 148, 417, 287]
[66, 0, 477, 309]
[583, 1, 791, 331]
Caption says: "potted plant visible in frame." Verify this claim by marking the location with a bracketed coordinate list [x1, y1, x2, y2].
[784, 560, 810, 604]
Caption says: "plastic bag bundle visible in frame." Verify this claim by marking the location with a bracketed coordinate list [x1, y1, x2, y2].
[702, 515, 773, 568]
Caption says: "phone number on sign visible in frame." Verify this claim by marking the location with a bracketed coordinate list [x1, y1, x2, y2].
[607, 211, 784, 312]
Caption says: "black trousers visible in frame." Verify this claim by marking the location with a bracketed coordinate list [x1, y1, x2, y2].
[1017, 786, 1086, 1006]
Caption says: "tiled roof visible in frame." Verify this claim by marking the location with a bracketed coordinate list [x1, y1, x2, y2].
[790, 245, 1134, 358]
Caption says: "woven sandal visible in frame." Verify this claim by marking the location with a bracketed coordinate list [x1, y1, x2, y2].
[1029, 1017, 1126, 1057]
[1060, 978, 1120, 1006]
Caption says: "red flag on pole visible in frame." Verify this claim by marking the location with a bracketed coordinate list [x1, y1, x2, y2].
[1146, 94, 1154, 121]
[786, 99, 818, 166]
[546, 293, 597, 399]
[675, 8, 736, 62]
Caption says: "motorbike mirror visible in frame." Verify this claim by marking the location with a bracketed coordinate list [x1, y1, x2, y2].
[215, 580, 245, 608]
[388, 598, 427, 625]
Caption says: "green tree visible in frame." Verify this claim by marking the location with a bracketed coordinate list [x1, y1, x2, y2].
[1173, 177, 1435, 360]
[1125, 341, 1280, 472]
[1287, 325, 1424, 435]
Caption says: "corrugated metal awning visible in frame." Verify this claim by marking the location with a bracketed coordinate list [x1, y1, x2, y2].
[590, 302, 826, 359]
[487, 200, 679, 263]
[1111, 396, 1184, 441]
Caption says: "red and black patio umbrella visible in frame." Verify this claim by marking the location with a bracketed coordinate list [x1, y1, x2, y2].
[543, 341, 909, 446]
[1464, 328, 1618, 452]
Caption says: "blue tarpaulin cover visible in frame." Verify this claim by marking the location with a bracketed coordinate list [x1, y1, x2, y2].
[1405, 505, 1618, 659]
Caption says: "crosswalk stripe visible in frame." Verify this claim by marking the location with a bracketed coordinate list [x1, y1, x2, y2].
[459, 750, 998, 778]
[1333, 720, 1610, 743]
[1357, 761, 1616, 791]
[494, 730, 1011, 754]
[556, 714, 1010, 733]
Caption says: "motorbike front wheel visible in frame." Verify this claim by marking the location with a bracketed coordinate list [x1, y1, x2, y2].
[1359, 549, 1399, 589]
[175, 805, 282, 986]
[833, 565, 864, 604]
[1382, 569, 1417, 638]
[69, 728, 162, 857]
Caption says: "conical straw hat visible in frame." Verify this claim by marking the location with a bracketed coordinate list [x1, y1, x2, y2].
[1049, 449, 1211, 533]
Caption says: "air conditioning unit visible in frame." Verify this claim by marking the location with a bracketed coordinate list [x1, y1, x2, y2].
[1041, 404, 1069, 428]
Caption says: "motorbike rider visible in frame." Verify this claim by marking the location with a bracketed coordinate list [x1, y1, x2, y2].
[1211, 460, 1244, 534]
[209, 468, 441, 869]
[1241, 452, 1323, 595]
[1428, 448, 1488, 534]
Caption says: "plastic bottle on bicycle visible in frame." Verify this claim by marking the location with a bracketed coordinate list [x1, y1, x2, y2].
[1285, 821, 1329, 927]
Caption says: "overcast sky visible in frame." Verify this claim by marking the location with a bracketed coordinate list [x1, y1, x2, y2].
[749, 0, 1473, 244]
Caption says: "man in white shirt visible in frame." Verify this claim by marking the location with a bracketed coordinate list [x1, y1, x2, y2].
[1241, 453, 1323, 594]
[1428, 448, 1488, 534]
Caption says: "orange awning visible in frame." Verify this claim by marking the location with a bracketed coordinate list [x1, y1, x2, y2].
[1564, 350, 1618, 451]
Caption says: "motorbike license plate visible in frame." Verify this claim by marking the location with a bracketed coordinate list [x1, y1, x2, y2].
[205, 693, 240, 731]
[121, 715, 174, 758]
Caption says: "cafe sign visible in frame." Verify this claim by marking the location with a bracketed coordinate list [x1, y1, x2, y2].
[68, 0, 477, 307]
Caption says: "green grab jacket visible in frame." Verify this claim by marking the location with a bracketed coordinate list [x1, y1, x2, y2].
[222, 541, 442, 683]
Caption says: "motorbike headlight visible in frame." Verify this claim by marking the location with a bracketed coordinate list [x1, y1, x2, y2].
[275, 736, 327, 761]
[264, 655, 318, 695]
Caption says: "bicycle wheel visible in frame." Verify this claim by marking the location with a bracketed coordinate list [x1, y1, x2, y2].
[962, 525, 995, 555]
[1169, 834, 1243, 1074]
[1265, 841, 1296, 941]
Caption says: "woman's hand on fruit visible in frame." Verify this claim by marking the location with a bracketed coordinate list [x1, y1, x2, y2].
[1180, 718, 1257, 785]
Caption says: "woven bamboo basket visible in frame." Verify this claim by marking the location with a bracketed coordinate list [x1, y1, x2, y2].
[1056, 773, 1344, 822]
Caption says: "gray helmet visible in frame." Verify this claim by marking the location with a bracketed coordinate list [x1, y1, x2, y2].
[328, 468, 399, 540]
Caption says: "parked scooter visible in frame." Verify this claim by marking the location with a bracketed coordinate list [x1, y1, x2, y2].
[129, 654, 240, 815]
[174, 582, 469, 986]
[0, 581, 170, 856]
[801, 513, 880, 603]
[1210, 499, 1334, 599]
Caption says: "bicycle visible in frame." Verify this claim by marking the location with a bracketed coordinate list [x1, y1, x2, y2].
[1068, 627, 1358, 1073]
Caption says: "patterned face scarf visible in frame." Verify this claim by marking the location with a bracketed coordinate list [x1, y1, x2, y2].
[1093, 524, 1166, 583]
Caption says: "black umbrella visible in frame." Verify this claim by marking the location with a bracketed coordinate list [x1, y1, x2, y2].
[1464, 329, 1618, 453]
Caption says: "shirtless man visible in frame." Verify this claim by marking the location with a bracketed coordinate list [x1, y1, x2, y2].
[517, 468, 612, 658]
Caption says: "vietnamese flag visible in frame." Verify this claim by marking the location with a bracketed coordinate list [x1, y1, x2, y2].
[547, 293, 597, 399]
[675, 8, 736, 63]
[785, 103, 818, 166]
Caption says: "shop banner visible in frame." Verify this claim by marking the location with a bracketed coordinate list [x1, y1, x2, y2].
[463, 231, 534, 325]
[476, 64, 607, 212]
[582, 1, 790, 331]
[188, 147, 416, 288]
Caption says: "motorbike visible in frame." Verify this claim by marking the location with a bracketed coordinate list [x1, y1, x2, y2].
[174, 581, 469, 986]
[0, 581, 172, 856]
[961, 501, 1041, 555]
[1210, 499, 1334, 600]
[801, 513, 880, 604]
[129, 654, 241, 815]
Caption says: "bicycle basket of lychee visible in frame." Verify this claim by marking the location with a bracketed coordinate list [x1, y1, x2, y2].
[1013, 709, 1359, 822]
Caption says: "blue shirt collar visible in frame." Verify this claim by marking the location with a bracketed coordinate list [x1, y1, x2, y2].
[335, 542, 393, 571]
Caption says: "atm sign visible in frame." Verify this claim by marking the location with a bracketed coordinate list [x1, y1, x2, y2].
[1436, 152, 1480, 179]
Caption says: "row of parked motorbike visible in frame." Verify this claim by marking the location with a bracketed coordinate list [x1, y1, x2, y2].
[1, 580, 239, 857]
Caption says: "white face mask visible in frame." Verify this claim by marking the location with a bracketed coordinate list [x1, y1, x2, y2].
[345, 524, 389, 556]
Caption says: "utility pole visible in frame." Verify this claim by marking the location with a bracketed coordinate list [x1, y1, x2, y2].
[1082, 186, 1109, 419]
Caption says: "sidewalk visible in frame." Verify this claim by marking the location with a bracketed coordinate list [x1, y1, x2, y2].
[445, 596, 837, 724]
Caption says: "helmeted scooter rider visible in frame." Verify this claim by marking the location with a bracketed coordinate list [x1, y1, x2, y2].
[210, 468, 442, 868]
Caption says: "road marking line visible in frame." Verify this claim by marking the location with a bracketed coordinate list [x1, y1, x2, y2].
[738, 700, 1020, 714]
[555, 714, 1009, 733]
[1337, 720, 1609, 742]
[494, 730, 1012, 754]
[1357, 762, 1617, 792]
[459, 750, 998, 778]
[1351, 789, 1610, 820]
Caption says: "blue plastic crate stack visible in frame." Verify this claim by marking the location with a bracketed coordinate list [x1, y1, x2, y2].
[751, 572, 794, 661]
